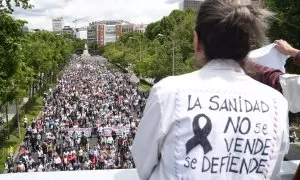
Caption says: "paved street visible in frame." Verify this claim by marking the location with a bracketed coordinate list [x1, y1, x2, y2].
[286, 143, 300, 160]
[8, 55, 146, 173]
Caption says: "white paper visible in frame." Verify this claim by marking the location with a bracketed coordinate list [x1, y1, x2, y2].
[280, 74, 300, 113]
[248, 43, 290, 73]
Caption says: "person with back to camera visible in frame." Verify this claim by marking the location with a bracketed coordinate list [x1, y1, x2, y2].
[132, 0, 289, 180]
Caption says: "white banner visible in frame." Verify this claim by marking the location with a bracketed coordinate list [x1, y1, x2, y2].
[67, 128, 92, 137]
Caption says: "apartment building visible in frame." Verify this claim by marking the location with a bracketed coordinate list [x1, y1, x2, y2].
[52, 17, 64, 34]
[62, 26, 74, 35]
[122, 24, 148, 33]
[87, 20, 130, 46]
[179, 0, 204, 11]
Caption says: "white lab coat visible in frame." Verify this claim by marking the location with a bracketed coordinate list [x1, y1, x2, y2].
[132, 59, 289, 180]
[280, 74, 300, 113]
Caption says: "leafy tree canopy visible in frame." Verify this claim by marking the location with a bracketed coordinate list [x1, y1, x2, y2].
[0, 0, 32, 13]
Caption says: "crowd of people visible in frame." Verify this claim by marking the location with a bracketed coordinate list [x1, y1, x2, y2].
[5, 57, 148, 173]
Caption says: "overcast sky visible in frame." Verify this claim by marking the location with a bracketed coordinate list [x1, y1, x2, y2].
[13, 0, 181, 30]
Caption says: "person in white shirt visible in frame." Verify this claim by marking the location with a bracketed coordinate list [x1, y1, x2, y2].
[132, 1, 289, 180]
[32, 128, 37, 134]
[101, 136, 107, 146]
[28, 157, 35, 167]
[28, 167, 35, 173]
[46, 132, 52, 139]
[130, 121, 136, 129]
[23, 115, 28, 128]
[78, 147, 84, 163]
[72, 149, 76, 155]
[84, 160, 90, 170]
[99, 125, 104, 135]
[4, 161, 8, 172]
[63, 151, 69, 157]
[37, 163, 44, 172]
[37, 133, 41, 142]
[54, 155, 62, 170]
[107, 136, 114, 146]
[76, 136, 81, 147]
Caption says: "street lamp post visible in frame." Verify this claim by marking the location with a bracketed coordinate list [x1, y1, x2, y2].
[158, 34, 175, 76]
[5, 103, 9, 139]
[129, 37, 142, 62]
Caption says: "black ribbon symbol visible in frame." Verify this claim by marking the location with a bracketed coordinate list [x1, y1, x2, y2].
[185, 114, 212, 155]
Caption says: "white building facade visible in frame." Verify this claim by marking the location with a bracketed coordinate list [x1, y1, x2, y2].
[179, 0, 204, 11]
[76, 27, 87, 40]
[52, 17, 64, 33]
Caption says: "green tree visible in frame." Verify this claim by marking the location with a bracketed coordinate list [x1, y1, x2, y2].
[0, 11, 26, 102]
[63, 34, 85, 52]
[89, 42, 100, 51]
[265, 0, 300, 74]
[0, 9, 81, 168]
[103, 9, 198, 80]
[144, 22, 162, 40]
[0, 0, 32, 12]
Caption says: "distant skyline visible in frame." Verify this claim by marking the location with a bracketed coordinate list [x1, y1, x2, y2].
[13, 0, 180, 30]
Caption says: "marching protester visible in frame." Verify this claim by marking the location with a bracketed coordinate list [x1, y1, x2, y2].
[7, 56, 147, 173]
[132, 0, 289, 180]
[23, 115, 28, 128]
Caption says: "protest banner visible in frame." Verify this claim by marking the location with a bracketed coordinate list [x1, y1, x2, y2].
[101, 125, 131, 137]
[104, 127, 112, 136]
[67, 128, 92, 137]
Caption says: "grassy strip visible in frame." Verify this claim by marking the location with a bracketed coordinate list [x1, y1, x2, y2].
[0, 95, 43, 173]
[107, 62, 128, 73]
[139, 81, 152, 92]
[107, 62, 118, 69]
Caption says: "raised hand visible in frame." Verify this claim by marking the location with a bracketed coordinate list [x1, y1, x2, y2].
[275, 40, 300, 57]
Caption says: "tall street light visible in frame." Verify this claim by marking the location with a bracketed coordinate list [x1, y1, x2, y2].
[129, 37, 142, 62]
[158, 34, 175, 76]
